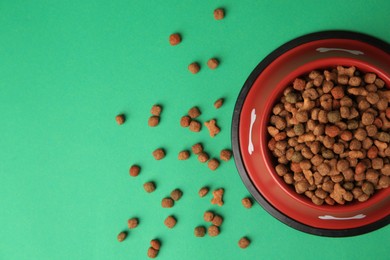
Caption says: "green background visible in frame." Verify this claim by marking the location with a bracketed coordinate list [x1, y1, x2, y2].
[1, 0, 389, 259]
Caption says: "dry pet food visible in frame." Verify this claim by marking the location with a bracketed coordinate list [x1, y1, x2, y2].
[148, 116, 160, 127]
[188, 62, 200, 74]
[151, 105, 162, 116]
[214, 98, 224, 109]
[128, 218, 138, 229]
[205, 119, 220, 137]
[180, 116, 191, 127]
[153, 148, 166, 160]
[208, 225, 220, 237]
[164, 215, 177, 228]
[129, 165, 140, 177]
[117, 231, 127, 242]
[198, 186, 209, 197]
[198, 152, 209, 163]
[268, 66, 390, 205]
[150, 239, 161, 250]
[189, 120, 201, 132]
[238, 237, 250, 249]
[194, 226, 206, 237]
[241, 197, 253, 209]
[169, 33, 181, 46]
[211, 188, 224, 206]
[178, 150, 190, 160]
[188, 107, 201, 118]
[144, 182, 156, 193]
[207, 58, 219, 69]
[170, 189, 183, 201]
[115, 114, 125, 125]
[220, 149, 232, 161]
[147, 247, 159, 258]
[192, 143, 203, 154]
[203, 211, 214, 222]
[161, 197, 174, 208]
[208, 158, 220, 170]
[212, 214, 223, 227]
[214, 8, 225, 20]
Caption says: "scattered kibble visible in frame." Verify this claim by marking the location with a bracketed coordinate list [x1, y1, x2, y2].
[198, 187, 209, 197]
[212, 214, 223, 227]
[150, 239, 161, 250]
[194, 226, 206, 237]
[188, 107, 201, 119]
[238, 237, 250, 249]
[128, 218, 139, 229]
[169, 33, 181, 46]
[188, 62, 200, 74]
[161, 197, 174, 208]
[147, 247, 159, 258]
[180, 116, 191, 127]
[189, 120, 201, 132]
[211, 188, 224, 206]
[143, 182, 156, 193]
[220, 149, 232, 161]
[203, 211, 214, 222]
[207, 58, 219, 69]
[214, 98, 224, 109]
[208, 158, 220, 170]
[213, 8, 225, 20]
[153, 148, 166, 160]
[192, 143, 203, 154]
[148, 116, 160, 127]
[115, 114, 125, 125]
[198, 152, 209, 163]
[241, 197, 253, 209]
[129, 165, 140, 177]
[150, 105, 162, 116]
[178, 150, 190, 160]
[205, 119, 220, 137]
[117, 231, 127, 242]
[164, 215, 177, 228]
[208, 225, 220, 237]
[170, 189, 183, 201]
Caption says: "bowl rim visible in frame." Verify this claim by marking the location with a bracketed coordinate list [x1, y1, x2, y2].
[232, 30, 390, 237]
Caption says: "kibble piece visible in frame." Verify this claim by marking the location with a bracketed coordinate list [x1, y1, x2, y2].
[128, 218, 138, 229]
[207, 58, 219, 69]
[204, 211, 214, 222]
[153, 148, 166, 160]
[150, 105, 162, 116]
[161, 197, 174, 208]
[180, 116, 191, 127]
[205, 119, 221, 137]
[143, 182, 156, 193]
[211, 188, 224, 206]
[147, 247, 159, 258]
[115, 114, 125, 125]
[189, 120, 201, 132]
[188, 62, 200, 74]
[117, 231, 127, 242]
[170, 189, 183, 201]
[194, 226, 206, 237]
[212, 215, 223, 226]
[214, 98, 224, 109]
[208, 225, 220, 237]
[129, 165, 141, 177]
[148, 116, 160, 127]
[238, 237, 250, 249]
[220, 149, 232, 161]
[188, 107, 201, 119]
[192, 143, 203, 154]
[164, 215, 177, 228]
[178, 150, 190, 160]
[214, 8, 225, 20]
[169, 33, 181, 46]
[150, 239, 161, 250]
[241, 197, 253, 208]
[208, 158, 220, 170]
[198, 152, 209, 163]
[364, 73, 377, 84]
[199, 187, 209, 197]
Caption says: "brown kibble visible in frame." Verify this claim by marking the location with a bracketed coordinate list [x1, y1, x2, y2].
[170, 189, 183, 201]
[117, 231, 127, 242]
[189, 120, 201, 132]
[220, 149, 232, 161]
[178, 150, 190, 160]
[330, 86, 344, 99]
[148, 116, 160, 127]
[147, 247, 158, 258]
[362, 182, 374, 195]
[381, 164, 390, 176]
[129, 165, 141, 177]
[208, 225, 220, 237]
[150, 239, 161, 250]
[153, 148, 166, 160]
[364, 73, 377, 84]
[367, 146, 378, 159]
[151, 105, 162, 116]
[204, 211, 214, 222]
[325, 125, 340, 138]
[164, 215, 177, 228]
[349, 76, 362, 87]
[169, 33, 181, 46]
[161, 197, 174, 208]
[115, 114, 125, 125]
[144, 182, 156, 193]
[198, 152, 209, 163]
[204, 119, 221, 137]
[194, 226, 206, 237]
[188, 62, 200, 74]
[238, 237, 250, 249]
[293, 78, 306, 91]
[128, 218, 138, 229]
[211, 188, 224, 206]
[214, 8, 225, 20]
[212, 215, 223, 227]
[199, 187, 209, 197]
[242, 197, 253, 208]
[208, 158, 220, 170]
[188, 106, 201, 119]
[207, 58, 219, 69]
[192, 143, 203, 154]
[214, 98, 224, 109]
[180, 116, 191, 127]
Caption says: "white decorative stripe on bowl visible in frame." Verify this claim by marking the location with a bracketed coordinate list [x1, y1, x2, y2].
[248, 109, 256, 155]
[318, 214, 366, 220]
[316, 47, 364, 55]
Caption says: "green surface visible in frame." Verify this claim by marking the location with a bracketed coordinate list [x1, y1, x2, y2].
[1, 0, 389, 259]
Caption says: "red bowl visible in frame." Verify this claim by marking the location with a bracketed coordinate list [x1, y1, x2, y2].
[232, 31, 390, 236]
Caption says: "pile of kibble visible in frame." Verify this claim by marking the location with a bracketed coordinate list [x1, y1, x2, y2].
[267, 66, 390, 206]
